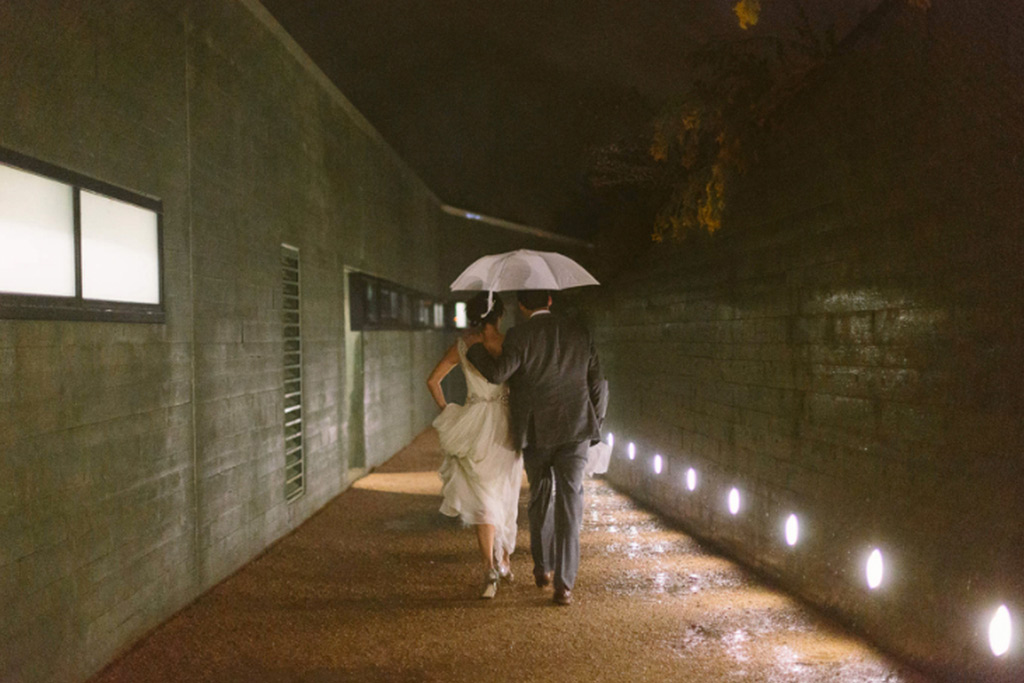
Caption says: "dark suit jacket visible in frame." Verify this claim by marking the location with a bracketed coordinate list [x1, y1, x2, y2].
[467, 312, 606, 450]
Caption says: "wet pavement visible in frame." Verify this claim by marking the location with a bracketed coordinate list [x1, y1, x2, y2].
[90, 430, 931, 682]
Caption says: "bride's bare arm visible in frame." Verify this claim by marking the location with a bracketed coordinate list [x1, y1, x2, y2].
[426, 343, 460, 409]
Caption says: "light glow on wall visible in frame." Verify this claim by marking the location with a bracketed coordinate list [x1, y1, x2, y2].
[653, 454, 663, 474]
[686, 468, 697, 491]
[866, 549, 884, 589]
[785, 514, 799, 547]
[627, 442, 635, 461]
[607, 432, 614, 449]
[989, 604, 1012, 657]
[454, 302, 467, 328]
[728, 488, 741, 515]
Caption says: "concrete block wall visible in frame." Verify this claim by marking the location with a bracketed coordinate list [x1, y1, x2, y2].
[0, 3, 196, 682]
[0, 1, 452, 681]
[364, 331, 422, 469]
[593, 3, 1024, 681]
[184, 0, 447, 589]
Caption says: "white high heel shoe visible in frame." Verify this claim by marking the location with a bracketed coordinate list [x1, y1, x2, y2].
[480, 568, 499, 599]
[498, 563, 514, 584]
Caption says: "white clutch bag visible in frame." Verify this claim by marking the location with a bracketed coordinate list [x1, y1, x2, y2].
[584, 441, 612, 477]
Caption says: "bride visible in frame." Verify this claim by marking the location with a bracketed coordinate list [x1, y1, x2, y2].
[426, 291, 522, 599]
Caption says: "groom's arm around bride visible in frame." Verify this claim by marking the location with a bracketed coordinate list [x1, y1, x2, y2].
[465, 291, 604, 451]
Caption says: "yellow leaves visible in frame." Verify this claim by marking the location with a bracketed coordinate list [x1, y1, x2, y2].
[717, 133, 744, 172]
[649, 105, 737, 241]
[698, 163, 726, 234]
[732, 0, 925, 34]
[734, 0, 761, 30]
[652, 203, 693, 243]
[651, 110, 701, 164]
[651, 157, 727, 242]
[649, 0, 925, 246]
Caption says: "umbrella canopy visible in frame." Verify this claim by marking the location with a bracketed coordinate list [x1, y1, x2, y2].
[449, 249, 599, 292]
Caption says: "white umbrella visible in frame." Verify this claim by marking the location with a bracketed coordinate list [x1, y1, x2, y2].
[449, 249, 599, 293]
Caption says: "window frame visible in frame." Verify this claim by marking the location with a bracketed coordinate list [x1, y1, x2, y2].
[348, 272, 450, 331]
[0, 147, 165, 324]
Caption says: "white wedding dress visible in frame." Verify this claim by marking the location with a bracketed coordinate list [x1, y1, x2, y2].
[433, 338, 522, 564]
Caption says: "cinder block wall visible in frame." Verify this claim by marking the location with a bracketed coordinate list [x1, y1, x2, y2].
[0, 1, 451, 681]
[0, 3, 197, 682]
[364, 331, 431, 468]
[185, 0, 447, 588]
[593, 3, 1024, 681]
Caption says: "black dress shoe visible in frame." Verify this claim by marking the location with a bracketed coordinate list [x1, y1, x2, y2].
[534, 571, 553, 588]
[553, 588, 572, 606]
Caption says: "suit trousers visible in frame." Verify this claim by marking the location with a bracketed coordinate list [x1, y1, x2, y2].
[522, 439, 589, 592]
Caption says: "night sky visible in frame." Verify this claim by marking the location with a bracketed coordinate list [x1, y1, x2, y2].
[261, 1, 877, 238]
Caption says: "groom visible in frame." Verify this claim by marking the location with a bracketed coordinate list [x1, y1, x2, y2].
[466, 290, 605, 606]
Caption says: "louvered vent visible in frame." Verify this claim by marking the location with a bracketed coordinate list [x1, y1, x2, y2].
[282, 244, 304, 502]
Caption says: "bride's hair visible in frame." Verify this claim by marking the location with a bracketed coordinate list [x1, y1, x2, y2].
[466, 291, 504, 328]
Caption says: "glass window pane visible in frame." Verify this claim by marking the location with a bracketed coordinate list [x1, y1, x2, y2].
[0, 162, 76, 296]
[80, 190, 160, 304]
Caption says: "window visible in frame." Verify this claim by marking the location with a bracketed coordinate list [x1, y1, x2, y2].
[416, 299, 432, 328]
[0, 148, 163, 323]
[453, 302, 468, 329]
[0, 163, 75, 297]
[348, 272, 451, 331]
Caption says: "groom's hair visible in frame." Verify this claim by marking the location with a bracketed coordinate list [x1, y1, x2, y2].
[516, 290, 551, 311]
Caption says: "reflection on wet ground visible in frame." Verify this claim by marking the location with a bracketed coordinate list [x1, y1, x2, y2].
[580, 477, 930, 682]
[90, 431, 931, 683]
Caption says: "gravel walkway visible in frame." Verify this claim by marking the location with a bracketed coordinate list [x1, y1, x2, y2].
[90, 430, 930, 682]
